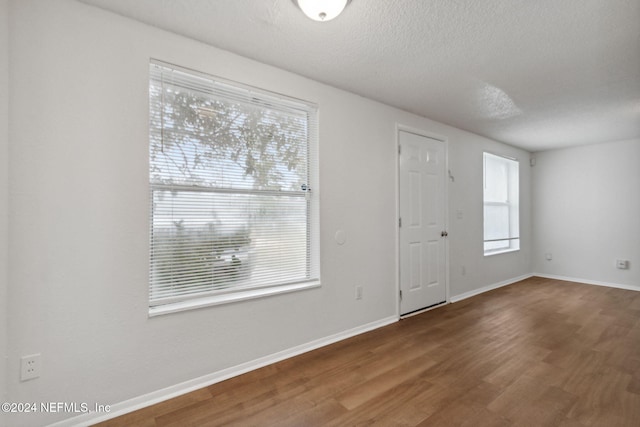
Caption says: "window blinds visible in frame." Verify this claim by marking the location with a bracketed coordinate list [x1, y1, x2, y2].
[149, 61, 319, 307]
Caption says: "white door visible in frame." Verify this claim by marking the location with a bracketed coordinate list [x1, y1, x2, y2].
[399, 130, 447, 315]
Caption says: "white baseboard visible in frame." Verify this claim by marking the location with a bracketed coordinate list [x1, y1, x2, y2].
[449, 274, 534, 303]
[49, 316, 398, 427]
[532, 273, 640, 292]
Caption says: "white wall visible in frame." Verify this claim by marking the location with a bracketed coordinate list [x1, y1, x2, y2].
[532, 139, 640, 288]
[7, 1, 531, 425]
[0, 0, 10, 414]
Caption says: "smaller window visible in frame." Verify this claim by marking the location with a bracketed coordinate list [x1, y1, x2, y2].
[483, 152, 520, 256]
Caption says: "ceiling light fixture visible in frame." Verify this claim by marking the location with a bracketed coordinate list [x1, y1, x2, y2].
[294, 0, 350, 22]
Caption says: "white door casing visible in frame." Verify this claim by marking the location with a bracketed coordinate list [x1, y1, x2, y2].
[399, 130, 447, 315]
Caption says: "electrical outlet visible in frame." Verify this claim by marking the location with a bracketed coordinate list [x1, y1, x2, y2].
[355, 286, 363, 300]
[616, 259, 629, 270]
[21, 354, 41, 381]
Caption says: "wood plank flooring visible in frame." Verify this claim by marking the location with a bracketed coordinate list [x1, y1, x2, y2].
[95, 277, 640, 426]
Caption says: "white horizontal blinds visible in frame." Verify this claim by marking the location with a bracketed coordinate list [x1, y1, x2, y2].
[483, 153, 520, 253]
[149, 62, 319, 306]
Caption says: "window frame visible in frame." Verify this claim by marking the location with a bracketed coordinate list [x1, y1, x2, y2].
[483, 152, 520, 256]
[148, 60, 320, 316]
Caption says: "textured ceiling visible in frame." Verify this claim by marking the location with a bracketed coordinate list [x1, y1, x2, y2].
[78, 0, 640, 152]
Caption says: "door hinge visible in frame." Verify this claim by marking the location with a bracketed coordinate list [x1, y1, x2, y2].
[400, 290, 403, 301]
[399, 218, 402, 228]
[398, 145, 401, 155]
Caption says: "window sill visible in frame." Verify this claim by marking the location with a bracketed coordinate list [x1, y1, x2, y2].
[484, 248, 520, 257]
[149, 280, 321, 317]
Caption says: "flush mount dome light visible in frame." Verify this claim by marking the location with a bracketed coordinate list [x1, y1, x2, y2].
[295, 0, 350, 22]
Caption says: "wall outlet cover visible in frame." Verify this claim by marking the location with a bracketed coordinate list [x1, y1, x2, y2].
[616, 259, 629, 269]
[21, 354, 41, 381]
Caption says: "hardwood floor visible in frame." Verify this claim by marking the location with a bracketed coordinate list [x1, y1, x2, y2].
[95, 277, 640, 426]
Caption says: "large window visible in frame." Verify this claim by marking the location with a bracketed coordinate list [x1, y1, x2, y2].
[483, 152, 519, 255]
[149, 61, 319, 314]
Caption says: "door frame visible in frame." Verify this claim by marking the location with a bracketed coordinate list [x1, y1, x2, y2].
[396, 124, 451, 318]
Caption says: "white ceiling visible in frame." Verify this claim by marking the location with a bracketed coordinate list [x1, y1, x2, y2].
[78, 0, 640, 152]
